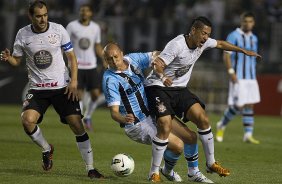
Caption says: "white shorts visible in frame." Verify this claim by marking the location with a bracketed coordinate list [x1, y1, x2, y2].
[124, 116, 157, 145]
[228, 79, 261, 107]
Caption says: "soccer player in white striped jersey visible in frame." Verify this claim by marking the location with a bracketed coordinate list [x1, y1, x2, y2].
[145, 16, 261, 179]
[66, 4, 104, 131]
[216, 12, 260, 144]
[0, 0, 103, 179]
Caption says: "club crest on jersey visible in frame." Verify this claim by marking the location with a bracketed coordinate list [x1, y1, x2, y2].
[156, 102, 166, 113]
[48, 34, 59, 44]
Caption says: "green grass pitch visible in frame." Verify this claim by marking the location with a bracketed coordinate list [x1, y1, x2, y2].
[0, 105, 281, 184]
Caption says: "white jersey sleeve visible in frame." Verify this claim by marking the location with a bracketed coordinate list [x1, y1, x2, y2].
[159, 39, 182, 66]
[60, 25, 73, 53]
[12, 30, 24, 57]
[203, 38, 217, 50]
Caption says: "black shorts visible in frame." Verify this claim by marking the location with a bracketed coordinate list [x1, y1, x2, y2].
[78, 68, 100, 90]
[22, 87, 82, 124]
[145, 86, 205, 121]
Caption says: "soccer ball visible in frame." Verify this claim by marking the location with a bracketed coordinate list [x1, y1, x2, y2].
[110, 153, 135, 177]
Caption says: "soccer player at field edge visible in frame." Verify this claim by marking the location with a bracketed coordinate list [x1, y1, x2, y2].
[102, 43, 214, 183]
[0, 0, 103, 179]
[145, 16, 261, 179]
[216, 12, 260, 144]
[66, 4, 104, 131]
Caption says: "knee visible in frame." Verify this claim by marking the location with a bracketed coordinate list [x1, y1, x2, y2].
[157, 117, 172, 133]
[21, 113, 37, 126]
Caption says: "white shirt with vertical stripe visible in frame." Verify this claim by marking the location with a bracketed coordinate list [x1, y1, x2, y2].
[12, 22, 73, 90]
[145, 34, 217, 87]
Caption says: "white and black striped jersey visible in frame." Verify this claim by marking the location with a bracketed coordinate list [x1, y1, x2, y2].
[145, 34, 217, 87]
[12, 22, 73, 90]
[66, 20, 101, 69]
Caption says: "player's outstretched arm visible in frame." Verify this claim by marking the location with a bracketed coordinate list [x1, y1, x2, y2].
[0, 48, 21, 66]
[216, 40, 262, 60]
[64, 50, 79, 101]
[109, 105, 135, 124]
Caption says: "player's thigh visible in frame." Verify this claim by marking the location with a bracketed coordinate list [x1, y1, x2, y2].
[171, 118, 197, 144]
[51, 88, 83, 124]
[144, 86, 174, 118]
[86, 68, 100, 92]
[167, 133, 184, 154]
[22, 90, 50, 124]
[186, 103, 210, 128]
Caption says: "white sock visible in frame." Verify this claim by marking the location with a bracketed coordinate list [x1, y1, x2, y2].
[84, 100, 98, 119]
[188, 167, 200, 176]
[76, 132, 94, 171]
[198, 127, 215, 167]
[150, 136, 168, 176]
[79, 101, 84, 113]
[28, 126, 50, 152]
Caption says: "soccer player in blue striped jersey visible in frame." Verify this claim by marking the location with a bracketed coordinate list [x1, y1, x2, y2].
[216, 12, 260, 144]
[102, 43, 213, 183]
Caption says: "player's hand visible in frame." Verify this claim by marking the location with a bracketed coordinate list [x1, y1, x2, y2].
[230, 73, 238, 83]
[243, 50, 262, 61]
[162, 76, 173, 87]
[0, 48, 11, 61]
[152, 58, 165, 70]
[125, 114, 135, 124]
[64, 80, 79, 101]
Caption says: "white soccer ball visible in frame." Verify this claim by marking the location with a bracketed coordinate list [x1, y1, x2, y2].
[110, 153, 135, 177]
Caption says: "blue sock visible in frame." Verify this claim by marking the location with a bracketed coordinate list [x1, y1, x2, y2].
[220, 106, 240, 127]
[184, 144, 199, 176]
[242, 107, 254, 136]
[163, 149, 180, 175]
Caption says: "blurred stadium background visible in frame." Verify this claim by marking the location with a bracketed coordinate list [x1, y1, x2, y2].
[0, 0, 281, 116]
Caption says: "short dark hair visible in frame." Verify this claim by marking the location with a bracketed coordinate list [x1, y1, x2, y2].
[191, 16, 212, 30]
[29, 0, 47, 16]
[80, 4, 93, 12]
[240, 12, 255, 20]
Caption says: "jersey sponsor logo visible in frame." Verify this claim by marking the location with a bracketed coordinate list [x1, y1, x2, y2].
[35, 81, 58, 88]
[48, 34, 59, 44]
[125, 81, 142, 95]
[79, 38, 90, 50]
[33, 50, 53, 69]
[174, 64, 192, 78]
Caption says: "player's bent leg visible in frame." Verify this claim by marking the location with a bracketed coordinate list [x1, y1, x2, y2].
[22, 110, 53, 171]
[186, 104, 230, 177]
[83, 88, 101, 131]
[65, 115, 104, 179]
[216, 105, 240, 142]
[149, 115, 171, 182]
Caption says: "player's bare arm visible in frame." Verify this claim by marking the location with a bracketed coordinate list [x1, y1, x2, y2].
[64, 50, 79, 101]
[216, 40, 262, 60]
[152, 57, 173, 86]
[0, 48, 21, 66]
[109, 105, 135, 124]
[223, 52, 238, 83]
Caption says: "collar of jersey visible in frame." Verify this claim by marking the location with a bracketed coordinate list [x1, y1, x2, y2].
[109, 60, 131, 74]
[236, 27, 253, 37]
[31, 22, 50, 34]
